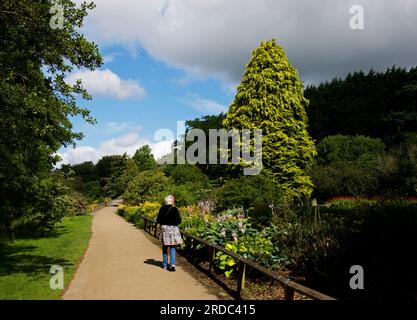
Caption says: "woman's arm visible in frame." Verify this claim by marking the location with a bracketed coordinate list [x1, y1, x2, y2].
[156, 207, 163, 224]
[174, 208, 182, 226]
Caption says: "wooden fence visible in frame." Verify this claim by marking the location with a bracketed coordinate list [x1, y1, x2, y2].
[89, 200, 110, 212]
[141, 216, 335, 300]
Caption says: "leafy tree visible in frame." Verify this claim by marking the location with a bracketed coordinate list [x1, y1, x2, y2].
[376, 133, 417, 195]
[162, 184, 200, 207]
[123, 170, 169, 205]
[315, 135, 385, 166]
[71, 161, 97, 183]
[169, 164, 209, 186]
[185, 114, 239, 182]
[160, 164, 211, 207]
[311, 135, 385, 199]
[305, 67, 417, 145]
[215, 174, 290, 225]
[0, 0, 102, 242]
[223, 39, 317, 198]
[118, 158, 140, 192]
[101, 155, 128, 198]
[132, 145, 157, 172]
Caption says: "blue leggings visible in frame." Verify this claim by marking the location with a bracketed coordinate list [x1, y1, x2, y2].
[162, 245, 176, 268]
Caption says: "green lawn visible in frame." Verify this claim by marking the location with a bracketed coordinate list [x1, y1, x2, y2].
[0, 215, 92, 300]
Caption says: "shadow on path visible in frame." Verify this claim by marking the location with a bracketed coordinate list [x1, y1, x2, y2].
[143, 258, 164, 269]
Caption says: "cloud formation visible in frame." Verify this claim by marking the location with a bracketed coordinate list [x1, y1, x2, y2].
[79, 0, 417, 86]
[58, 131, 173, 166]
[182, 93, 227, 114]
[66, 68, 146, 99]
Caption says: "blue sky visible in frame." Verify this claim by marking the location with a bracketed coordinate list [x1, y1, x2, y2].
[60, 46, 234, 164]
[58, 0, 417, 165]
[71, 47, 232, 146]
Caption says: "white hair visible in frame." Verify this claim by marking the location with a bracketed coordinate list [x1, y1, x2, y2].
[165, 194, 175, 205]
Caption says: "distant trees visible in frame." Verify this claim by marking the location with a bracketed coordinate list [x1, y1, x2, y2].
[311, 134, 417, 200]
[123, 170, 169, 204]
[305, 67, 417, 199]
[58, 146, 159, 201]
[100, 155, 128, 198]
[311, 135, 385, 199]
[223, 39, 317, 199]
[376, 133, 417, 196]
[305, 67, 417, 145]
[185, 113, 239, 183]
[133, 145, 157, 172]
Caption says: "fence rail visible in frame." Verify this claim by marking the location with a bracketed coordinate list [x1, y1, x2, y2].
[141, 216, 335, 300]
[89, 200, 110, 212]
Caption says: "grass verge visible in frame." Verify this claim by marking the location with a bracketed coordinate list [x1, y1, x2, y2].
[0, 215, 92, 300]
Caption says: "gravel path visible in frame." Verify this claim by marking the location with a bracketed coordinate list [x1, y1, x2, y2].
[62, 200, 221, 300]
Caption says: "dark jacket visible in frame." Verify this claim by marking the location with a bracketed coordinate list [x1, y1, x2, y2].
[156, 205, 181, 226]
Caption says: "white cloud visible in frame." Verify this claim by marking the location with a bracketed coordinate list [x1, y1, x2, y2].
[102, 52, 123, 64]
[57, 131, 173, 166]
[105, 122, 140, 133]
[79, 0, 417, 85]
[66, 68, 146, 100]
[182, 93, 227, 114]
[58, 146, 102, 165]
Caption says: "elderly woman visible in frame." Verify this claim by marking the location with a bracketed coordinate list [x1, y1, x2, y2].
[156, 194, 182, 271]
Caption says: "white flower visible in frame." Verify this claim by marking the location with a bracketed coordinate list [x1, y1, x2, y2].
[220, 229, 226, 238]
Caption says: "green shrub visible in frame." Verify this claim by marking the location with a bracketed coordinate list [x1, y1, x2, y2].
[161, 183, 201, 207]
[215, 175, 290, 226]
[168, 164, 209, 186]
[214, 235, 276, 278]
[123, 170, 169, 204]
[311, 135, 385, 200]
[66, 191, 89, 216]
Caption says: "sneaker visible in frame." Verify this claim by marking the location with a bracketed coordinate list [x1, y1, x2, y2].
[168, 265, 176, 272]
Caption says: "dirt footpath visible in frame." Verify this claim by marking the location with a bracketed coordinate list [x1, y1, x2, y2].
[62, 200, 222, 300]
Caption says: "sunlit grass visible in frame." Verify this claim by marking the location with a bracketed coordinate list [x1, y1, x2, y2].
[0, 215, 92, 300]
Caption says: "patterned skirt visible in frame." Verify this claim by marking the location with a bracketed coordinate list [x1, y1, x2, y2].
[159, 225, 183, 246]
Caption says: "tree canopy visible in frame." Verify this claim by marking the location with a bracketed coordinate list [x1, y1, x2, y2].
[223, 39, 316, 199]
[305, 67, 417, 145]
[133, 145, 157, 172]
[0, 0, 102, 241]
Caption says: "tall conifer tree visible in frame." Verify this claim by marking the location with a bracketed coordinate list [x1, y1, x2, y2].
[224, 39, 316, 198]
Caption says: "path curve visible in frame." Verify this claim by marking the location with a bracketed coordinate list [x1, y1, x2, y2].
[63, 200, 220, 300]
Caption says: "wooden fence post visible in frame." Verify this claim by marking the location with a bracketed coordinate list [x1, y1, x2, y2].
[208, 247, 216, 272]
[284, 286, 295, 300]
[237, 261, 246, 297]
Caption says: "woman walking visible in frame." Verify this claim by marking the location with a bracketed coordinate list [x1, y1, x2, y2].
[156, 194, 182, 271]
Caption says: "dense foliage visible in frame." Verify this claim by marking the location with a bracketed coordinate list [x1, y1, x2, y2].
[305, 67, 417, 145]
[0, 0, 102, 242]
[311, 135, 385, 199]
[123, 170, 169, 204]
[311, 134, 417, 199]
[223, 39, 317, 199]
[133, 145, 157, 172]
[3, 17, 417, 300]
